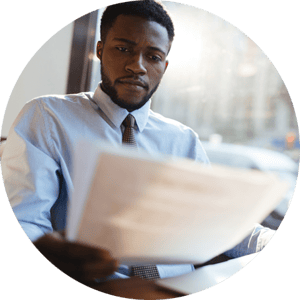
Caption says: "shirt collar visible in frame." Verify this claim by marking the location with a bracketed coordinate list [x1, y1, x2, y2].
[93, 83, 150, 132]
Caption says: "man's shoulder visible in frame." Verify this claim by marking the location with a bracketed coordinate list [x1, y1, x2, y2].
[28, 91, 94, 108]
[149, 110, 198, 136]
[148, 110, 209, 163]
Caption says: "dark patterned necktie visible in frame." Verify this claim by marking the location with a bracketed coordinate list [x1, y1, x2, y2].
[121, 114, 160, 280]
[122, 114, 137, 147]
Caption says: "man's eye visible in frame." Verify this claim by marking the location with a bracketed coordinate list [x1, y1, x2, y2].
[149, 55, 162, 62]
[116, 47, 128, 52]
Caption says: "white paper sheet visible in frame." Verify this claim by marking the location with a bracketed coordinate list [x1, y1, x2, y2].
[67, 141, 288, 265]
[156, 253, 258, 294]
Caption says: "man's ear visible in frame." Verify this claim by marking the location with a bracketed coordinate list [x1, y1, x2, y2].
[164, 60, 169, 73]
[96, 41, 103, 60]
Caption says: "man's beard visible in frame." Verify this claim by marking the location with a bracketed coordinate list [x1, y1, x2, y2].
[100, 65, 160, 111]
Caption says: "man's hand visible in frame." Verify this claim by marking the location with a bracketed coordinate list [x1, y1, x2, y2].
[33, 232, 118, 284]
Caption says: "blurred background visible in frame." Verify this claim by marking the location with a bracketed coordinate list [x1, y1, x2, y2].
[1, 2, 299, 229]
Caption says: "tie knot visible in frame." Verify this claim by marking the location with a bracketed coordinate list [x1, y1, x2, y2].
[123, 114, 135, 128]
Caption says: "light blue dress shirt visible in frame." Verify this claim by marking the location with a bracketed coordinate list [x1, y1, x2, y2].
[2, 83, 274, 279]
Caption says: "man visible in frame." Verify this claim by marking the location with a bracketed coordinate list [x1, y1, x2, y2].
[2, 0, 274, 288]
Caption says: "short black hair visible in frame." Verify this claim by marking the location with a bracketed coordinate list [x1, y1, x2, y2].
[100, 0, 175, 43]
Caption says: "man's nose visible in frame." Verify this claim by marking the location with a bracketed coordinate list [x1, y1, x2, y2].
[125, 53, 147, 75]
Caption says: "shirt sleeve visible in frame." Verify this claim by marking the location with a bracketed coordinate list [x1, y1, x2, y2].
[2, 99, 61, 242]
[195, 139, 210, 165]
[223, 223, 276, 258]
[188, 130, 210, 165]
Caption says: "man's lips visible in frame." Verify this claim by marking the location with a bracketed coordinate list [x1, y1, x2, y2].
[117, 78, 148, 89]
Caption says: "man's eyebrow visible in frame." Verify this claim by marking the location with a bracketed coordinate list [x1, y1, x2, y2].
[148, 46, 167, 56]
[113, 38, 137, 45]
[113, 38, 167, 56]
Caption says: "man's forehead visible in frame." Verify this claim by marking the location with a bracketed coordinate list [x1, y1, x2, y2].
[106, 14, 171, 52]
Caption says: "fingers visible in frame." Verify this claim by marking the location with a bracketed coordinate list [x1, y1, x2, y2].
[43, 253, 118, 282]
[81, 259, 119, 281]
[34, 233, 112, 262]
[33, 232, 119, 282]
[64, 242, 112, 262]
[44, 253, 82, 278]
[57, 229, 66, 238]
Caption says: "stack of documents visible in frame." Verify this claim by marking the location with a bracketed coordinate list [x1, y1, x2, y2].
[66, 140, 288, 265]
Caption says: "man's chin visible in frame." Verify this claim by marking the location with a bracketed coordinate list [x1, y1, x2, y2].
[100, 80, 155, 111]
[111, 97, 149, 111]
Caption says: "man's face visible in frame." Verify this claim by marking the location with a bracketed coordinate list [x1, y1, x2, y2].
[97, 15, 171, 111]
